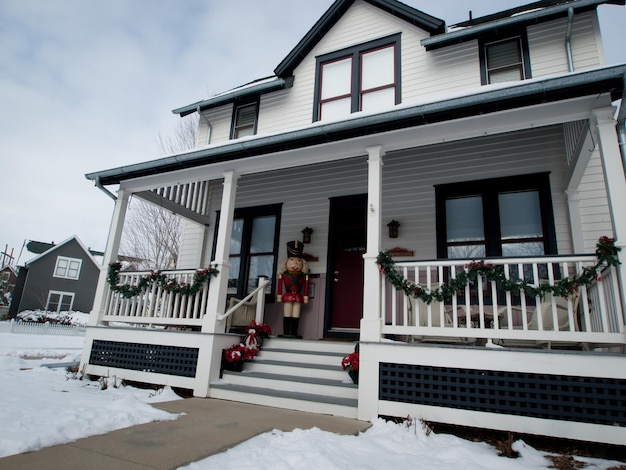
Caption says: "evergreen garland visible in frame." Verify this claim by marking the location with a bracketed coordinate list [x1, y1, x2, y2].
[106, 263, 219, 298]
[376, 236, 620, 304]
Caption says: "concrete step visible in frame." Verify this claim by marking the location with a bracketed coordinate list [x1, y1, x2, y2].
[244, 358, 349, 381]
[211, 337, 358, 418]
[261, 338, 356, 355]
[209, 383, 358, 419]
[256, 348, 345, 367]
[221, 370, 357, 399]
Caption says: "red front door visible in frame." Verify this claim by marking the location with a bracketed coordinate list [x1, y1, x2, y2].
[325, 194, 367, 338]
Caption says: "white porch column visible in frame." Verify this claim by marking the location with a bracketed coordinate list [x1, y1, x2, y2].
[593, 107, 626, 311]
[358, 146, 384, 421]
[565, 189, 585, 253]
[202, 171, 239, 334]
[88, 188, 130, 326]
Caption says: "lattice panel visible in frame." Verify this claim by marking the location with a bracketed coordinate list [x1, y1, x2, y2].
[380, 363, 626, 426]
[89, 340, 199, 378]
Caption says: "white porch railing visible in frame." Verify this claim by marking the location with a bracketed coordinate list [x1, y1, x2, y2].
[381, 255, 626, 348]
[102, 269, 210, 327]
[217, 277, 269, 328]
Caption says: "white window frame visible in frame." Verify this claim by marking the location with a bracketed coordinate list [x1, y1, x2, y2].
[46, 290, 75, 313]
[53, 256, 82, 280]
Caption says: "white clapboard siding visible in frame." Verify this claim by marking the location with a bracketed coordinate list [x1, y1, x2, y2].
[528, 11, 601, 78]
[197, 104, 234, 147]
[183, 125, 589, 270]
[382, 125, 573, 258]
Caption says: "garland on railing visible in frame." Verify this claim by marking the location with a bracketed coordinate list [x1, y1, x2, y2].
[106, 262, 219, 298]
[376, 236, 621, 304]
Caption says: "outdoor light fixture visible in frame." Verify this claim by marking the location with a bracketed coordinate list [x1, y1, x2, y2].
[301, 227, 313, 244]
[387, 220, 400, 239]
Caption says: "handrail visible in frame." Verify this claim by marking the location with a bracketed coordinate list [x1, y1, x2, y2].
[217, 277, 269, 322]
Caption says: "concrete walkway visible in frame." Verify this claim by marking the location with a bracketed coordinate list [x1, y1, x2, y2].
[0, 398, 371, 470]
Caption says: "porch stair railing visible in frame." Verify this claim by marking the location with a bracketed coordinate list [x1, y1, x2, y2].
[381, 254, 625, 349]
[210, 338, 358, 418]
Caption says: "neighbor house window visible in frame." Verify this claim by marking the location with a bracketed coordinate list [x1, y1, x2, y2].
[53, 256, 82, 280]
[435, 173, 556, 259]
[314, 34, 400, 122]
[214, 204, 281, 300]
[46, 291, 74, 312]
[231, 102, 258, 139]
[480, 33, 531, 85]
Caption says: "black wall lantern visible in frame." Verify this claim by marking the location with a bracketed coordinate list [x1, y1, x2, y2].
[301, 227, 313, 244]
[387, 220, 400, 239]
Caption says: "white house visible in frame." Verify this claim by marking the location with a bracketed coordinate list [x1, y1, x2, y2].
[81, 0, 626, 445]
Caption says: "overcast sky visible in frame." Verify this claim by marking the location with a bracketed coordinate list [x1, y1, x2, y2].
[2, 0, 625, 266]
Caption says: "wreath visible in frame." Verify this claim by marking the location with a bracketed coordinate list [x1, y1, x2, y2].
[376, 236, 620, 304]
[106, 263, 219, 298]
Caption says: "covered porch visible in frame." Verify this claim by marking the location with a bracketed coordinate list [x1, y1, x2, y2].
[81, 68, 626, 445]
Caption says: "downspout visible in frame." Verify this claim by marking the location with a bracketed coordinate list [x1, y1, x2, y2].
[94, 177, 117, 201]
[617, 73, 626, 178]
[197, 105, 212, 145]
[565, 6, 575, 73]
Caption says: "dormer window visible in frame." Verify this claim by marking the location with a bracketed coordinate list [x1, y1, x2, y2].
[231, 102, 258, 139]
[314, 34, 401, 122]
[480, 33, 531, 85]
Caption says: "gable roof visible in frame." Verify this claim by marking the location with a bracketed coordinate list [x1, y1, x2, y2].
[274, 0, 445, 78]
[25, 235, 101, 268]
[173, 0, 444, 117]
[423, 0, 625, 51]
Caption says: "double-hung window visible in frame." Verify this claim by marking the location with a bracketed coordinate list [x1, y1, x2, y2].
[53, 256, 82, 280]
[231, 101, 258, 139]
[215, 204, 281, 300]
[435, 173, 557, 259]
[314, 34, 400, 122]
[480, 32, 531, 85]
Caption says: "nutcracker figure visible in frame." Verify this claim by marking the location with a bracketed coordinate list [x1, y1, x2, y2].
[277, 240, 309, 338]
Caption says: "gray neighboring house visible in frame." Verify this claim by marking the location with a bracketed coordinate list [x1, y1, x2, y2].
[10, 235, 101, 316]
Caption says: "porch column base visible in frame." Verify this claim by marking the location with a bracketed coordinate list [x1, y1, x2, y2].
[357, 342, 380, 422]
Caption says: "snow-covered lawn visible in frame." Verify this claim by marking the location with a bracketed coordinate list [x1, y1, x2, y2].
[1, 319, 623, 469]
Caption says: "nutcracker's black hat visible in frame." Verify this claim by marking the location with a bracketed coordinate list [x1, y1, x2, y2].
[286, 240, 303, 258]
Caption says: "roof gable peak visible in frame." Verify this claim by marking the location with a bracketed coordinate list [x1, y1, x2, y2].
[274, 0, 445, 78]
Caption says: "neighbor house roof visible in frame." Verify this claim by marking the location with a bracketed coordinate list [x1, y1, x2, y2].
[87, 64, 626, 187]
[172, 0, 444, 117]
[422, 0, 625, 51]
[25, 235, 101, 268]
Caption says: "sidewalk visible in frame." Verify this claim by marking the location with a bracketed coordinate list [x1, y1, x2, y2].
[0, 398, 371, 470]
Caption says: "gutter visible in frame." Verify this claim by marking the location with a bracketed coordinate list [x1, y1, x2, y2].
[422, 0, 625, 51]
[94, 177, 117, 201]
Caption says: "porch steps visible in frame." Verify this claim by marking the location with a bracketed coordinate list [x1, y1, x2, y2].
[210, 338, 359, 418]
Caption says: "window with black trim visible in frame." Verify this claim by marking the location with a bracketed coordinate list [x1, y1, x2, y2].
[480, 32, 531, 85]
[46, 290, 74, 312]
[313, 34, 401, 122]
[435, 173, 557, 259]
[215, 204, 281, 300]
[53, 256, 82, 280]
[231, 101, 258, 139]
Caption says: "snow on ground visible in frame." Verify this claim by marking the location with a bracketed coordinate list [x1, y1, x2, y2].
[0, 320, 181, 458]
[0, 320, 624, 469]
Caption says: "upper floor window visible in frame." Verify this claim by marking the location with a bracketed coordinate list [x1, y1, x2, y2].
[53, 256, 82, 280]
[480, 33, 531, 85]
[314, 34, 401, 122]
[231, 102, 258, 139]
